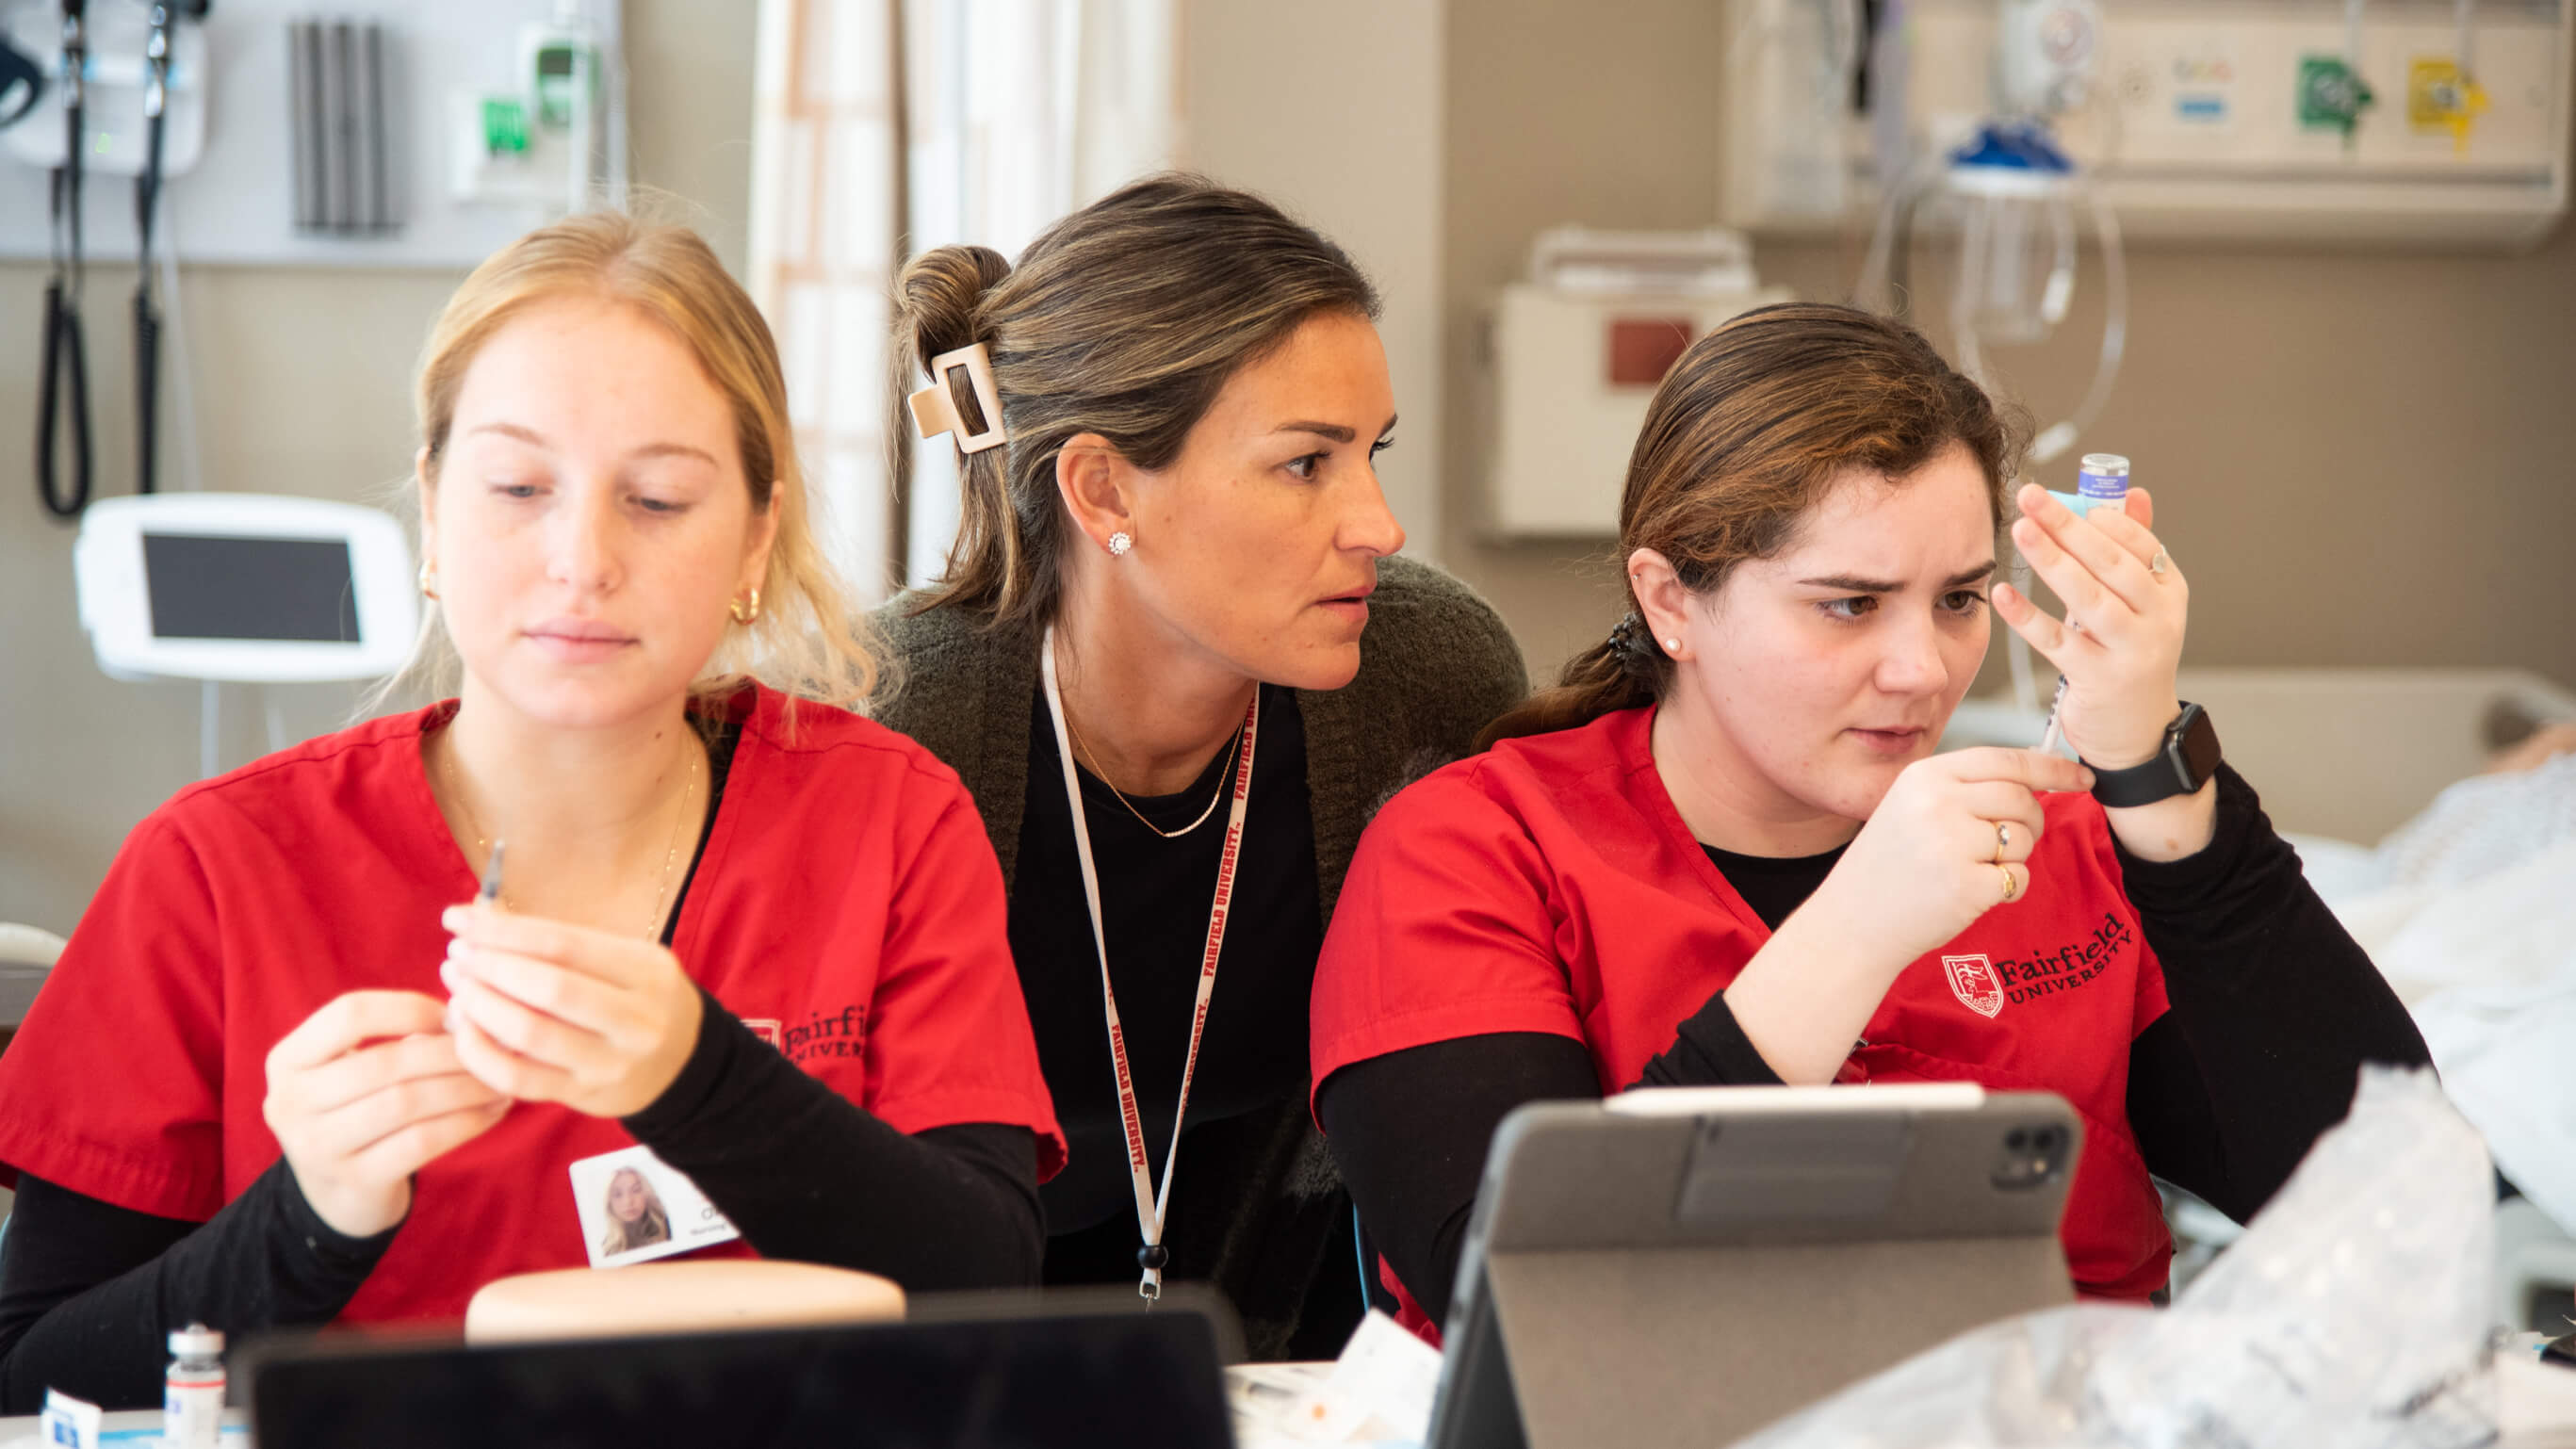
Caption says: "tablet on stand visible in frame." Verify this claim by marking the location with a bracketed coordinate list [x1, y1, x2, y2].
[1428, 1082, 2084, 1449]
[73, 492, 417, 685]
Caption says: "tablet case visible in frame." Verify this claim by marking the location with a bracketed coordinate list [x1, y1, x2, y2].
[1430, 1087, 2084, 1449]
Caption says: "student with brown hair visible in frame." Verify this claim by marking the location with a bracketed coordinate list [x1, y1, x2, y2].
[1310, 302, 2428, 1340]
[0, 214, 1063, 1410]
[874, 174, 1526, 1356]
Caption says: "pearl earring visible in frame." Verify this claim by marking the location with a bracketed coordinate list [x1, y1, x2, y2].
[1106, 531, 1133, 558]
[1664, 638, 1682, 654]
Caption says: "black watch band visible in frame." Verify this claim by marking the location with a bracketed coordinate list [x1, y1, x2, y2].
[2088, 703, 2222, 809]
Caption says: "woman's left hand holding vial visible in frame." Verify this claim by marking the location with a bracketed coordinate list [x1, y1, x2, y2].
[437, 904, 706, 1118]
[1991, 482, 2216, 860]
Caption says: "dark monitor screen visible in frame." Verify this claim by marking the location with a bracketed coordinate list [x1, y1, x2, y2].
[248, 1311, 1236, 1449]
[142, 533, 360, 643]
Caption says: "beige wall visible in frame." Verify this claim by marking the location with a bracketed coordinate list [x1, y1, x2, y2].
[1437, 0, 2576, 699]
[0, 2, 756, 934]
[1177, 0, 1449, 562]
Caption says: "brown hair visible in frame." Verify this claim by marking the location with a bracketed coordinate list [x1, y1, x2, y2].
[893, 173, 1380, 627]
[1478, 302, 2025, 749]
[385, 212, 877, 723]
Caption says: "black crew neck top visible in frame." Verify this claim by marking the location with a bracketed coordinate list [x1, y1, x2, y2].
[1700, 842, 1850, 929]
[1010, 684, 1324, 1272]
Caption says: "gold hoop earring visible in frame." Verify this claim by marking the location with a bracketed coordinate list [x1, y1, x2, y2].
[729, 588, 761, 625]
[417, 559, 439, 599]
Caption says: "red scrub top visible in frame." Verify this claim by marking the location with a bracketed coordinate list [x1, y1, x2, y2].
[0, 683, 1064, 1326]
[1312, 706, 2174, 1328]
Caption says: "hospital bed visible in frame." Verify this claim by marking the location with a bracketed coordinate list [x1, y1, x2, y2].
[1960, 666, 2576, 1331]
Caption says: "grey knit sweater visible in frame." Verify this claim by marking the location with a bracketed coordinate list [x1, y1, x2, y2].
[869, 556, 1528, 1354]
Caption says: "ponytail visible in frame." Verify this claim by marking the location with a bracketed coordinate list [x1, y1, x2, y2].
[889, 243, 1031, 619]
[1476, 614, 1662, 749]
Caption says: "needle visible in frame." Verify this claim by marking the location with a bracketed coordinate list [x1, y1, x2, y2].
[477, 839, 507, 907]
[2037, 676, 2069, 757]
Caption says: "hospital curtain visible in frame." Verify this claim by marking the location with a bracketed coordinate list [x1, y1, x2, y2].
[747, 0, 1175, 608]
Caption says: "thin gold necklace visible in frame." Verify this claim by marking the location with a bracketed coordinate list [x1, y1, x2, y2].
[1061, 707, 1244, 840]
[441, 724, 701, 939]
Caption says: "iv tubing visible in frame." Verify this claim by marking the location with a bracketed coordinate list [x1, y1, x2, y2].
[2027, 182, 2127, 464]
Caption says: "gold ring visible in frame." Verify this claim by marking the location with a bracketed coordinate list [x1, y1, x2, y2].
[2149, 547, 2172, 578]
[1997, 862, 2020, 902]
[1995, 822, 2012, 862]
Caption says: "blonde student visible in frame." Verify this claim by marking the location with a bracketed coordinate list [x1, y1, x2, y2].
[0, 214, 1063, 1410]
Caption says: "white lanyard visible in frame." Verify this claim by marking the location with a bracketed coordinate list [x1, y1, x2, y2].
[1039, 626, 1259, 1299]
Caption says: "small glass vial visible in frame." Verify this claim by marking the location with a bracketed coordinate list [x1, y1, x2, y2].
[164, 1323, 224, 1449]
[2076, 453, 2130, 513]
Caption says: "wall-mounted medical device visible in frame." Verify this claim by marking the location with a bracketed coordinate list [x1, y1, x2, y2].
[1723, 0, 2573, 248]
[0, 27, 41, 128]
[1480, 228, 1793, 537]
[73, 493, 418, 682]
[11, 0, 215, 518]
[0, 1, 628, 270]
[448, 6, 627, 214]
[288, 18, 397, 235]
[1, 1, 208, 180]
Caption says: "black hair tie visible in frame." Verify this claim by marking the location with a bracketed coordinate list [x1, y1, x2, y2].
[1606, 611, 1659, 675]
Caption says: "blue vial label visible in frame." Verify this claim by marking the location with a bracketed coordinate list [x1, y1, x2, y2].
[2077, 470, 2128, 501]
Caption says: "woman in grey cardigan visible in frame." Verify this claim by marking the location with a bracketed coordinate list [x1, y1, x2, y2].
[873, 175, 1526, 1358]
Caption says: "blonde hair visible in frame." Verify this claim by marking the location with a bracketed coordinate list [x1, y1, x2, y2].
[895, 173, 1380, 629]
[383, 211, 877, 724]
[598, 1166, 672, 1255]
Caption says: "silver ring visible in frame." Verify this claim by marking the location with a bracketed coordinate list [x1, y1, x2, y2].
[2148, 547, 2172, 578]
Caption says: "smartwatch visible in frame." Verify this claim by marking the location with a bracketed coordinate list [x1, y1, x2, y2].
[2088, 703, 2222, 808]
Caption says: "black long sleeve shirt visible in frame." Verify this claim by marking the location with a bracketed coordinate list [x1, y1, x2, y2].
[1317, 766, 2432, 1326]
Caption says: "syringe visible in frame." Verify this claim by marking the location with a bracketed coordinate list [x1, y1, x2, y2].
[2036, 454, 2130, 757]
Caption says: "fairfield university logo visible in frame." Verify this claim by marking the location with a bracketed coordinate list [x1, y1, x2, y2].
[1942, 913, 2140, 1018]
[1942, 954, 2005, 1018]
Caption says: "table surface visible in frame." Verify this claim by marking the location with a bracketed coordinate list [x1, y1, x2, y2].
[0, 1408, 248, 1443]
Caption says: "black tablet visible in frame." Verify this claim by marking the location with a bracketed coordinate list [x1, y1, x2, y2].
[246, 1304, 1236, 1449]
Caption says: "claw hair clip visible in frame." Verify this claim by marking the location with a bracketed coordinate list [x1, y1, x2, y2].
[906, 343, 1011, 455]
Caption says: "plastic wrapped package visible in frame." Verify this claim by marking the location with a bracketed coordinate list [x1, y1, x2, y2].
[1732, 1067, 2503, 1449]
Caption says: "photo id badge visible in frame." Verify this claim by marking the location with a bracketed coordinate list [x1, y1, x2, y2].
[569, 1145, 742, 1268]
